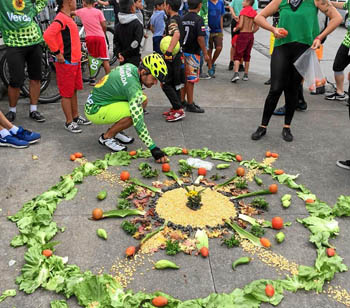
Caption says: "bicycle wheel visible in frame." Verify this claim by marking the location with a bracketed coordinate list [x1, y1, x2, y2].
[0, 53, 61, 103]
[22, 53, 61, 103]
[106, 27, 117, 65]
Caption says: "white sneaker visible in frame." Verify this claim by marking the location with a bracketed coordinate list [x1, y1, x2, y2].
[65, 122, 82, 133]
[115, 131, 134, 144]
[99, 134, 127, 151]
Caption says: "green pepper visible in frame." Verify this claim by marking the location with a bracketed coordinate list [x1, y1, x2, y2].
[97, 228, 108, 240]
[216, 163, 231, 169]
[281, 194, 292, 208]
[254, 175, 263, 186]
[154, 260, 179, 269]
[232, 256, 251, 270]
[275, 231, 285, 243]
[97, 190, 107, 200]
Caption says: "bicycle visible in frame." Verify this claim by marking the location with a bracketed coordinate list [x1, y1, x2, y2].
[0, 10, 61, 104]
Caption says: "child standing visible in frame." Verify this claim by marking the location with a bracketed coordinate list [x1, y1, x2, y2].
[207, 0, 225, 77]
[161, 0, 186, 122]
[231, 0, 258, 83]
[43, 0, 91, 133]
[180, 0, 209, 113]
[150, 0, 166, 54]
[75, 0, 111, 85]
[114, 0, 144, 67]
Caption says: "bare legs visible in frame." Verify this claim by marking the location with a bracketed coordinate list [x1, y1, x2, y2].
[61, 91, 79, 124]
[104, 116, 133, 139]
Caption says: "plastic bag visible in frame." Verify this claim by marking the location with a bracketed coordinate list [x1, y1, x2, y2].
[294, 48, 326, 93]
[186, 158, 214, 170]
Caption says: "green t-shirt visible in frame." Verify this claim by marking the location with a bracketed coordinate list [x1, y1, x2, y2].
[229, 0, 258, 16]
[86, 64, 156, 150]
[342, 1, 350, 47]
[274, 0, 319, 47]
[0, 0, 47, 47]
[199, 0, 208, 26]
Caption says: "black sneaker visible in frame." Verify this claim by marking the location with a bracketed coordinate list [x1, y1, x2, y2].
[29, 111, 46, 122]
[264, 79, 271, 85]
[185, 103, 205, 113]
[5, 111, 16, 122]
[273, 105, 286, 116]
[73, 115, 92, 125]
[228, 61, 234, 71]
[325, 92, 347, 101]
[251, 126, 266, 140]
[336, 160, 350, 170]
[239, 64, 245, 72]
[296, 101, 307, 111]
[282, 127, 293, 142]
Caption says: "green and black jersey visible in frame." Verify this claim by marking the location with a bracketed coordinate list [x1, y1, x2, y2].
[0, 0, 48, 47]
[85, 64, 156, 150]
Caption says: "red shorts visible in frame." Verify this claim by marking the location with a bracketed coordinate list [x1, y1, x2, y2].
[234, 32, 254, 62]
[86, 36, 109, 60]
[55, 62, 83, 98]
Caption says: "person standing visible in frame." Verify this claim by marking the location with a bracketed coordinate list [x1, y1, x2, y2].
[228, 0, 258, 71]
[0, 0, 48, 123]
[251, 0, 341, 142]
[199, 0, 212, 79]
[207, 0, 225, 77]
[98, 0, 121, 25]
[325, 0, 350, 101]
[150, 0, 166, 54]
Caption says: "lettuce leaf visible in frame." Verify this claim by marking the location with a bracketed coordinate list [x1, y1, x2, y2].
[107, 152, 131, 166]
[0, 289, 16, 303]
[50, 300, 69, 308]
[243, 279, 284, 306]
[332, 195, 350, 217]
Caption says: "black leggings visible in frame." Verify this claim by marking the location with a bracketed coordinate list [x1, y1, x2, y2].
[261, 42, 309, 126]
[333, 43, 350, 72]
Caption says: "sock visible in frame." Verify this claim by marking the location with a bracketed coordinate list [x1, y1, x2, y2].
[30, 105, 37, 112]
[9, 107, 16, 113]
[9, 125, 19, 135]
[0, 128, 11, 138]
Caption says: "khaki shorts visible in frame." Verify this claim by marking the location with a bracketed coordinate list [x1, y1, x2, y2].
[209, 32, 223, 50]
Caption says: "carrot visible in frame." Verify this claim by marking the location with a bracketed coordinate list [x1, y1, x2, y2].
[260, 237, 271, 248]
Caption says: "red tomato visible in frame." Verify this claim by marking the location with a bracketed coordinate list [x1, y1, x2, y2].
[198, 167, 207, 176]
[271, 217, 284, 230]
[162, 163, 171, 172]
[265, 284, 275, 297]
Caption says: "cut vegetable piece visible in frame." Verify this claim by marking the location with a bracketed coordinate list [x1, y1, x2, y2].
[225, 220, 262, 247]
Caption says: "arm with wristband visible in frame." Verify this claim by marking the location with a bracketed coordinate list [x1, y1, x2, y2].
[127, 90, 167, 162]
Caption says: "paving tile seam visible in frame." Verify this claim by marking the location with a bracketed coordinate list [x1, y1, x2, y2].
[207, 254, 218, 293]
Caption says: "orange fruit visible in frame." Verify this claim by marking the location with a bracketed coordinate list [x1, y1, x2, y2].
[42, 249, 53, 258]
[120, 171, 130, 181]
[198, 167, 207, 176]
[162, 163, 171, 172]
[271, 216, 284, 230]
[92, 208, 103, 220]
[236, 167, 245, 177]
[265, 284, 275, 297]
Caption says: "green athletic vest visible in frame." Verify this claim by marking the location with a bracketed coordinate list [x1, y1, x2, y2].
[274, 0, 320, 48]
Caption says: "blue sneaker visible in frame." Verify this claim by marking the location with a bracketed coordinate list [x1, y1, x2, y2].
[12, 126, 41, 144]
[273, 105, 286, 116]
[0, 135, 29, 148]
[208, 67, 215, 77]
